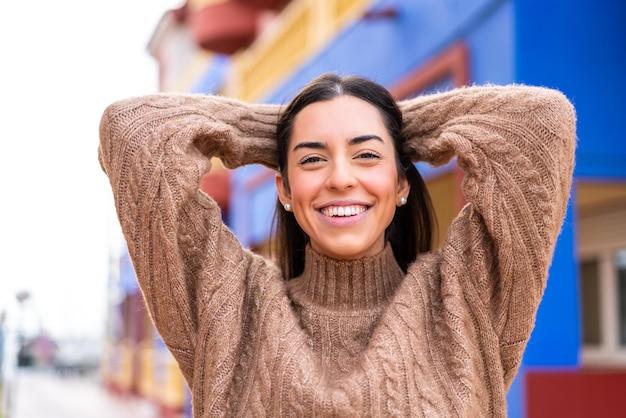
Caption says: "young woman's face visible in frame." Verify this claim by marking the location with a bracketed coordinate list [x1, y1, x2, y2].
[276, 95, 410, 260]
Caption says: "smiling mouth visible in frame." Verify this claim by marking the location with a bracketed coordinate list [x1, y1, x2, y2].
[320, 205, 368, 217]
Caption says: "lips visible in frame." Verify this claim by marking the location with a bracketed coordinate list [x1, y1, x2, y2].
[320, 204, 368, 217]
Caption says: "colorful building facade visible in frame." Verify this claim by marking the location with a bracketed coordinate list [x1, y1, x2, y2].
[106, 0, 626, 416]
[102, 247, 189, 417]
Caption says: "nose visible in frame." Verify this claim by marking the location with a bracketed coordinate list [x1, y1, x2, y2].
[325, 160, 357, 190]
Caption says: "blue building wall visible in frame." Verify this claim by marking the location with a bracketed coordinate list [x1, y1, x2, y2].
[230, 164, 277, 246]
[191, 54, 231, 95]
[515, 0, 626, 181]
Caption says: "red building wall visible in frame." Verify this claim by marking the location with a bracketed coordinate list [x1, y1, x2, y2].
[527, 370, 626, 417]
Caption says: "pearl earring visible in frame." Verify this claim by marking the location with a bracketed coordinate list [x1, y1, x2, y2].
[398, 196, 407, 206]
[284, 203, 292, 212]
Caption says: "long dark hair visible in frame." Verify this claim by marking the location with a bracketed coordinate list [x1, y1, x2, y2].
[271, 73, 436, 279]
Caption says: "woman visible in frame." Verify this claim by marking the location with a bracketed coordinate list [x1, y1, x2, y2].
[98, 73, 576, 417]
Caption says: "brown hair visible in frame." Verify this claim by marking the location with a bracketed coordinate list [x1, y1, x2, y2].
[272, 73, 436, 279]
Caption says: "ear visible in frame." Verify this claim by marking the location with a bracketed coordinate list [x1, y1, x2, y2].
[397, 175, 410, 202]
[275, 173, 292, 206]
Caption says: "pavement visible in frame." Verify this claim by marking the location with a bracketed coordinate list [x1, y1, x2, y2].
[6, 368, 164, 418]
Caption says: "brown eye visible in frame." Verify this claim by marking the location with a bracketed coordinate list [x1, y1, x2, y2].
[356, 151, 381, 160]
[300, 155, 325, 165]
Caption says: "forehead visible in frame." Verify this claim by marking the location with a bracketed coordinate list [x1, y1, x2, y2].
[291, 96, 389, 141]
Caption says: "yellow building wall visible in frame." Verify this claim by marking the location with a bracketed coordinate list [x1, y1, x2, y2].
[225, 0, 373, 101]
[425, 170, 464, 249]
[576, 182, 626, 215]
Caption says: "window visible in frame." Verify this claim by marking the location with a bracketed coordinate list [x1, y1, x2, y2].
[581, 259, 601, 346]
[580, 247, 626, 366]
[617, 249, 626, 347]
[578, 201, 626, 367]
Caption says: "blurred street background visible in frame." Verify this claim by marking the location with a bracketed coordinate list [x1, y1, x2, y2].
[1, 1, 625, 417]
[7, 369, 159, 418]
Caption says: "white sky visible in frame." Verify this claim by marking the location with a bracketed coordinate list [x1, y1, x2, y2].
[0, 0, 183, 341]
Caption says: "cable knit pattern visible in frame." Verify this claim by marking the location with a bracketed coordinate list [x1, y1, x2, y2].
[98, 85, 576, 417]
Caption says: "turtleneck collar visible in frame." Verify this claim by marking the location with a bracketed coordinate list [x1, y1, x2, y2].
[286, 244, 405, 311]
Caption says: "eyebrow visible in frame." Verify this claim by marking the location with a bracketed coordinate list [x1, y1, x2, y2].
[292, 135, 384, 152]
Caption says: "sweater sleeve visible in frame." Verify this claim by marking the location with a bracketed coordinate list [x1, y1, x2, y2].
[98, 93, 280, 380]
[398, 85, 576, 384]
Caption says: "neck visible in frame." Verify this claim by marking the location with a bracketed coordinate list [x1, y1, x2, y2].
[286, 244, 405, 310]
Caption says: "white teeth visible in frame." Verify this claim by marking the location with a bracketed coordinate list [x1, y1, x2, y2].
[321, 205, 367, 217]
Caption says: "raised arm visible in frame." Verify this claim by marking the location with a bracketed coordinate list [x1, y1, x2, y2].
[399, 85, 576, 383]
[98, 94, 280, 379]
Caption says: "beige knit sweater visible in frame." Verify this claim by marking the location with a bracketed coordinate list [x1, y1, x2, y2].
[98, 85, 576, 417]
